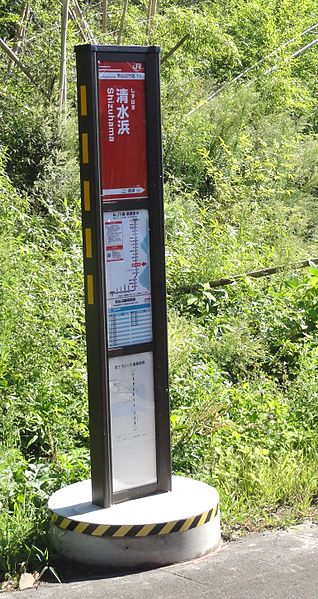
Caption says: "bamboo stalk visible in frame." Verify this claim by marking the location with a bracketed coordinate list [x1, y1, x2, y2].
[0, 37, 49, 98]
[117, 0, 129, 44]
[17, 3, 30, 53]
[59, 0, 69, 114]
[102, 0, 108, 33]
[150, 0, 157, 28]
[69, 6, 88, 42]
[146, 0, 153, 37]
[72, 0, 97, 43]
[146, 0, 157, 37]
[8, 3, 30, 73]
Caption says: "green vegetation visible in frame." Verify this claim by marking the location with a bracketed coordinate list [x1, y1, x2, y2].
[1, 0, 318, 583]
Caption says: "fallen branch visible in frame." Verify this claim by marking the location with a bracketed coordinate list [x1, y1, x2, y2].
[161, 34, 190, 65]
[176, 258, 318, 294]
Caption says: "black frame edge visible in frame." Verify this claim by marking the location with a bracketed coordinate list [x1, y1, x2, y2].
[76, 46, 113, 508]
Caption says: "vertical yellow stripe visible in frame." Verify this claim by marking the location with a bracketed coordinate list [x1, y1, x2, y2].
[82, 133, 89, 164]
[80, 85, 87, 116]
[83, 180, 91, 211]
[87, 275, 94, 305]
[85, 228, 92, 258]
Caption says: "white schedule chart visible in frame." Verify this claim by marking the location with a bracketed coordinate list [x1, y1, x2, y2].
[104, 209, 153, 349]
[109, 352, 157, 492]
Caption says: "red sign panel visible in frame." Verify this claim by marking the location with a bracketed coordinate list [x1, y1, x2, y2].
[98, 61, 148, 201]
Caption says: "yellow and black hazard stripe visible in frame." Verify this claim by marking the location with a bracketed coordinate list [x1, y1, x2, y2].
[51, 504, 219, 538]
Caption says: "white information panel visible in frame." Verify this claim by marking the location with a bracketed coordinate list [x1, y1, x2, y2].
[104, 209, 152, 349]
[109, 352, 157, 492]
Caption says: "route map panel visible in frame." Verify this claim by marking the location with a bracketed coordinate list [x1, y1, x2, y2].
[109, 352, 157, 492]
[104, 209, 152, 349]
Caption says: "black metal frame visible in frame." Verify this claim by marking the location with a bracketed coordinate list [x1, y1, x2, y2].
[75, 44, 171, 508]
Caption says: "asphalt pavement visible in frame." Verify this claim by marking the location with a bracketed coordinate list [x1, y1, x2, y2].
[16, 521, 318, 599]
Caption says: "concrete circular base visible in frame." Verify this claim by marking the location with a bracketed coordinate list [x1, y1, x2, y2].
[48, 476, 221, 569]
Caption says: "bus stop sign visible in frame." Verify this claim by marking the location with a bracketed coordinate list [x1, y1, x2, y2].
[75, 44, 171, 508]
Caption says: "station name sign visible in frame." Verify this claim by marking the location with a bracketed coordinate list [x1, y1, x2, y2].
[99, 61, 148, 201]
